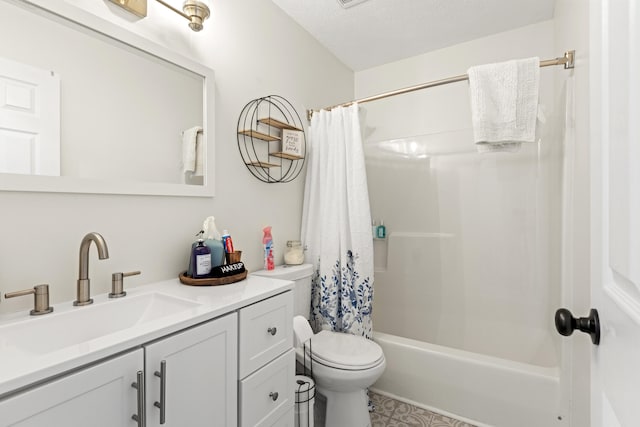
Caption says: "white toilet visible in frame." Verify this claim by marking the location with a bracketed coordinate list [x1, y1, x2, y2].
[252, 264, 386, 427]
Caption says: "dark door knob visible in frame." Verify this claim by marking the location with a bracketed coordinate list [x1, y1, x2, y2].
[554, 308, 600, 345]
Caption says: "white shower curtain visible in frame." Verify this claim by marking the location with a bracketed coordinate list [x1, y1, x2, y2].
[301, 103, 375, 338]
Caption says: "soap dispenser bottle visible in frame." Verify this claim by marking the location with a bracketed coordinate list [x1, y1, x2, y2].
[191, 236, 212, 279]
[187, 230, 203, 277]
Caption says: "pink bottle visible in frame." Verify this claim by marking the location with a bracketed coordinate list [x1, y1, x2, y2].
[263, 226, 274, 270]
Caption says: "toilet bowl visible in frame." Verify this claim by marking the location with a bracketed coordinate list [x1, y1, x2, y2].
[252, 265, 386, 427]
[295, 322, 386, 427]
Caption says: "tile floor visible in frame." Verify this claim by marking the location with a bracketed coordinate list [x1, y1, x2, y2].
[369, 391, 477, 427]
[311, 389, 477, 427]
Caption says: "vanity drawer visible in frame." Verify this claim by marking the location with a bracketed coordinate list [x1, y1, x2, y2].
[238, 291, 293, 378]
[268, 407, 294, 427]
[239, 349, 295, 427]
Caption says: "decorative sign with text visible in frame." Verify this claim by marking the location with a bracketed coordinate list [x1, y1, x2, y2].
[282, 129, 303, 157]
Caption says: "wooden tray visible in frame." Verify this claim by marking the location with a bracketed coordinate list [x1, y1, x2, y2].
[179, 270, 248, 286]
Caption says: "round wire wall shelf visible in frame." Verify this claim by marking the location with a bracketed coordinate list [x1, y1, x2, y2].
[237, 95, 306, 183]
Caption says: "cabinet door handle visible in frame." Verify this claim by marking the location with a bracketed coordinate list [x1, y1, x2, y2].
[154, 360, 167, 425]
[269, 391, 279, 401]
[267, 326, 277, 336]
[131, 370, 145, 426]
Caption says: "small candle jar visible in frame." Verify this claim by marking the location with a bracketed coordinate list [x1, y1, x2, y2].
[284, 240, 304, 265]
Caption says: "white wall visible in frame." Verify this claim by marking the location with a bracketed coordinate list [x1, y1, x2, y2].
[355, 20, 556, 139]
[0, 0, 353, 315]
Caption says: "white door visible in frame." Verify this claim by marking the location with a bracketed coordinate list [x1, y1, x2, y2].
[0, 56, 60, 175]
[145, 313, 238, 427]
[589, 0, 640, 425]
[0, 349, 143, 426]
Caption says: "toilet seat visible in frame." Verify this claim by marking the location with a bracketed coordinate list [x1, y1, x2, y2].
[305, 330, 384, 370]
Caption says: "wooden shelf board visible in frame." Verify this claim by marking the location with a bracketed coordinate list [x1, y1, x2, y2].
[258, 118, 302, 131]
[246, 161, 281, 168]
[238, 129, 280, 142]
[270, 152, 304, 160]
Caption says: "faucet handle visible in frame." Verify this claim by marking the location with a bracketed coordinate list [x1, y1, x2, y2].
[5, 284, 54, 315]
[110, 271, 141, 298]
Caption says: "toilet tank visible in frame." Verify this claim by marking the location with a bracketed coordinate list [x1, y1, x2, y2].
[251, 264, 314, 319]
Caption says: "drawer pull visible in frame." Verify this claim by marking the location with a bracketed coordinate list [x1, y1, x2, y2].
[131, 371, 145, 426]
[269, 391, 279, 401]
[267, 326, 277, 336]
[154, 360, 167, 424]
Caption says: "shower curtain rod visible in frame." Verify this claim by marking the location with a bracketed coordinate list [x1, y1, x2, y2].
[307, 50, 575, 121]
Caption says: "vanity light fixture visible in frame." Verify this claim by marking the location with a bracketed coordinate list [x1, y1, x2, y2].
[156, 0, 210, 32]
[109, 0, 211, 32]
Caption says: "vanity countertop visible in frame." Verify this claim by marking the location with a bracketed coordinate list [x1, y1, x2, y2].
[0, 274, 293, 398]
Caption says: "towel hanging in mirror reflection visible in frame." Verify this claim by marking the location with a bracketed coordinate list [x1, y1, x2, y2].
[182, 126, 204, 177]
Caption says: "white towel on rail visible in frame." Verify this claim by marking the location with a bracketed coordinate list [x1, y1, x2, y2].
[193, 129, 204, 177]
[468, 57, 540, 153]
[181, 126, 202, 175]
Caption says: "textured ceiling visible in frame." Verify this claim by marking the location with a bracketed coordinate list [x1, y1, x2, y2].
[271, 0, 556, 71]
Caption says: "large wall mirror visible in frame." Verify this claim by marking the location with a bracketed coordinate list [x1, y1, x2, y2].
[0, 0, 215, 197]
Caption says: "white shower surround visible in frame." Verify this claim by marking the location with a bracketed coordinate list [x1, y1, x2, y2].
[369, 129, 561, 369]
[367, 130, 565, 426]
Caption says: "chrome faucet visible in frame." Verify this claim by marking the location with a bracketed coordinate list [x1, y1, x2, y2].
[74, 232, 110, 306]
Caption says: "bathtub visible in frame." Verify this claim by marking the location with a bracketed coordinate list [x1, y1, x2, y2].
[371, 332, 567, 427]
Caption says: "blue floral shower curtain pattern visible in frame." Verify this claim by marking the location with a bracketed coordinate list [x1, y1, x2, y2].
[301, 104, 375, 339]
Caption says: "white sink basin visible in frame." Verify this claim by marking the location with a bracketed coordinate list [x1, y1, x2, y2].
[0, 292, 200, 356]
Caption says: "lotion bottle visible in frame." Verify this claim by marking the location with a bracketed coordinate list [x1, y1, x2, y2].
[191, 237, 212, 278]
[187, 230, 203, 277]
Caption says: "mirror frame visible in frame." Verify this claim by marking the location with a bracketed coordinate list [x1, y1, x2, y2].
[0, 0, 215, 197]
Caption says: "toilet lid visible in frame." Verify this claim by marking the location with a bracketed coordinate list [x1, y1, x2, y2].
[306, 330, 384, 370]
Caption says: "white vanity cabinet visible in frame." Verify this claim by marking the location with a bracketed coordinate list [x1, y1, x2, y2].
[0, 349, 143, 426]
[0, 278, 294, 427]
[238, 291, 295, 426]
[145, 312, 237, 427]
[0, 313, 237, 427]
